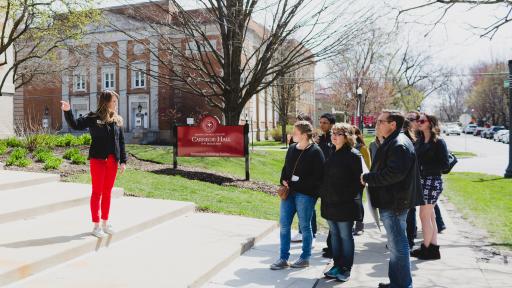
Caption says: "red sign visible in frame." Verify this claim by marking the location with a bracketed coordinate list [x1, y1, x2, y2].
[177, 115, 246, 157]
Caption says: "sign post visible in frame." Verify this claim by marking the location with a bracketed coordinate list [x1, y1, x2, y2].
[459, 113, 472, 152]
[173, 115, 250, 180]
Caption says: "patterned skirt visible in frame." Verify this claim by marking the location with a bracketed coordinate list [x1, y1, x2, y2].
[421, 176, 443, 205]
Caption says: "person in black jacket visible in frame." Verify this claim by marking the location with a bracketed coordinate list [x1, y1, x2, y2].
[410, 113, 449, 261]
[361, 110, 422, 288]
[321, 123, 364, 283]
[270, 121, 325, 270]
[61, 90, 127, 238]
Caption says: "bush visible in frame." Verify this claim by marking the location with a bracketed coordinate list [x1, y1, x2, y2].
[77, 133, 92, 146]
[56, 134, 76, 147]
[34, 147, 53, 163]
[0, 142, 8, 155]
[6, 147, 31, 167]
[5, 137, 24, 148]
[70, 153, 87, 165]
[43, 157, 63, 170]
[270, 125, 293, 142]
[63, 147, 80, 160]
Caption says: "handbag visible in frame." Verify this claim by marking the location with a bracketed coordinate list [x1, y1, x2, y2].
[277, 145, 309, 200]
[442, 152, 458, 174]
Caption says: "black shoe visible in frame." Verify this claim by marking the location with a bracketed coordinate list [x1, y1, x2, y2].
[410, 244, 427, 258]
[322, 247, 329, 253]
[322, 251, 333, 258]
[438, 225, 447, 233]
[418, 244, 441, 260]
[378, 283, 390, 288]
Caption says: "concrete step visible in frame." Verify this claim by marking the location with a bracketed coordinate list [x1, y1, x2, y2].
[0, 197, 196, 287]
[8, 213, 277, 288]
[0, 182, 123, 224]
[0, 171, 60, 191]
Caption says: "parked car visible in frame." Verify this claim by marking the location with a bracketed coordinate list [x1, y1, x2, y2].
[444, 125, 462, 136]
[503, 133, 509, 144]
[463, 124, 477, 134]
[493, 130, 509, 142]
[482, 126, 505, 139]
[473, 127, 485, 136]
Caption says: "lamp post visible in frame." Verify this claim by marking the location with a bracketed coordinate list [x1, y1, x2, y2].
[505, 60, 512, 178]
[356, 87, 363, 131]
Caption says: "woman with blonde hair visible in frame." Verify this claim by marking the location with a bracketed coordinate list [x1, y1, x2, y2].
[271, 121, 325, 270]
[321, 123, 364, 282]
[61, 90, 127, 238]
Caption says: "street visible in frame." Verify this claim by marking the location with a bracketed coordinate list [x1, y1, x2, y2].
[444, 134, 510, 176]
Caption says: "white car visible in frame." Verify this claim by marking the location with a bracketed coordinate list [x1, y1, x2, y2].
[444, 125, 462, 136]
[463, 124, 477, 134]
[493, 130, 509, 142]
[503, 133, 509, 144]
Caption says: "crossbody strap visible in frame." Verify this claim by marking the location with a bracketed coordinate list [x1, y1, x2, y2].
[291, 144, 311, 176]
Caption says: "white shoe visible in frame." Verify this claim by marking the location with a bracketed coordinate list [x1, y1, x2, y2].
[311, 237, 316, 248]
[92, 226, 106, 238]
[102, 224, 115, 235]
[291, 233, 303, 243]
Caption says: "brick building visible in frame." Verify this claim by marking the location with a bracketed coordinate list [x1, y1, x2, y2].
[15, 1, 315, 143]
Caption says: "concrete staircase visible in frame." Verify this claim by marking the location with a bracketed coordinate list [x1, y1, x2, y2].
[0, 170, 277, 288]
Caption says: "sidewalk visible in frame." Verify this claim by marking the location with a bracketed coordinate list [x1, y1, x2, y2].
[204, 198, 512, 288]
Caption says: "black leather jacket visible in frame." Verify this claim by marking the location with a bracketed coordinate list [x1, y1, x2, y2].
[64, 110, 127, 164]
[362, 130, 423, 211]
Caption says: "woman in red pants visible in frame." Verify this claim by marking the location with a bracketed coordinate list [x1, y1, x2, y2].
[60, 90, 127, 238]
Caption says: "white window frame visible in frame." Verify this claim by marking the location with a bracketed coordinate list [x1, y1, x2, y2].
[102, 66, 116, 90]
[131, 62, 146, 88]
[73, 68, 86, 92]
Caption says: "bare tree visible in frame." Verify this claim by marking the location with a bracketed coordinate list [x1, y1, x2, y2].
[393, 0, 512, 39]
[107, 0, 374, 125]
[438, 72, 469, 121]
[0, 0, 98, 92]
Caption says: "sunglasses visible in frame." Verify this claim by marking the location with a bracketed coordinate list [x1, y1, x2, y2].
[377, 119, 392, 124]
[418, 119, 429, 124]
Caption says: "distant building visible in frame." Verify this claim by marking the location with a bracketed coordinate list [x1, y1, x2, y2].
[0, 15, 15, 138]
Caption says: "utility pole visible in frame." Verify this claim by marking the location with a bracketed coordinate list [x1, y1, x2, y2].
[505, 60, 512, 178]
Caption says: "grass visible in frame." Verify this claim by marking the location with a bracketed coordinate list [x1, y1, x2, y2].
[127, 144, 285, 184]
[250, 140, 287, 147]
[443, 172, 512, 248]
[452, 151, 477, 159]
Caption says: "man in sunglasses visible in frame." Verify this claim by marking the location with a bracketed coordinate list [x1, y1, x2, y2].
[361, 110, 422, 288]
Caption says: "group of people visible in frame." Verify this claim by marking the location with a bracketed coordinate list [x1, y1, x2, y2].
[272, 110, 450, 288]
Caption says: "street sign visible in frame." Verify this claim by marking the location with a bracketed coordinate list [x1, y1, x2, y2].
[459, 114, 472, 126]
[505, 79, 510, 88]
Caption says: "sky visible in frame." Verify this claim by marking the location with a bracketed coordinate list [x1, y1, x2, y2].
[99, 0, 512, 111]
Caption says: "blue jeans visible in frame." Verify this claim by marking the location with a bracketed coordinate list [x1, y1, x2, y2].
[380, 209, 413, 288]
[279, 192, 317, 261]
[327, 220, 354, 270]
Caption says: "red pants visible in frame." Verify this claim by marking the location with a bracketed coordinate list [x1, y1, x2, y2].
[90, 155, 118, 223]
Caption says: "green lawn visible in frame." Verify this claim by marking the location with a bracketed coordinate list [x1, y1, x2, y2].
[443, 172, 512, 248]
[127, 144, 285, 184]
[250, 140, 287, 147]
[68, 169, 327, 229]
[452, 151, 477, 159]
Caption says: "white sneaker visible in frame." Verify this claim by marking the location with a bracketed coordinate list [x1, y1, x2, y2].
[102, 224, 115, 235]
[92, 226, 106, 238]
[311, 237, 316, 248]
[291, 233, 303, 243]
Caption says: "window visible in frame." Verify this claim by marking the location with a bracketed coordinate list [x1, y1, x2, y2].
[131, 63, 146, 88]
[102, 66, 115, 90]
[73, 68, 86, 92]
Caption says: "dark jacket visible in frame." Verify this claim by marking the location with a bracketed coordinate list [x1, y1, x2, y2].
[320, 146, 364, 222]
[415, 137, 450, 177]
[362, 130, 423, 211]
[280, 143, 325, 198]
[318, 131, 334, 160]
[64, 110, 127, 164]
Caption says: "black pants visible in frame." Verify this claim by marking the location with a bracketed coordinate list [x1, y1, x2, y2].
[298, 208, 317, 236]
[435, 203, 446, 230]
[406, 207, 417, 248]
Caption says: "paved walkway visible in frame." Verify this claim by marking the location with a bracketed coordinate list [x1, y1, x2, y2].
[204, 199, 512, 288]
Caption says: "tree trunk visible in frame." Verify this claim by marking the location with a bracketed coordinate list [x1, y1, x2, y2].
[281, 118, 287, 144]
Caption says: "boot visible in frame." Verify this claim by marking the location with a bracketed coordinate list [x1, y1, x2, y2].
[410, 243, 427, 258]
[418, 244, 441, 260]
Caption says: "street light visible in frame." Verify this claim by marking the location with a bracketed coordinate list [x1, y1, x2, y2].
[356, 87, 363, 131]
[505, 60, 512, 178]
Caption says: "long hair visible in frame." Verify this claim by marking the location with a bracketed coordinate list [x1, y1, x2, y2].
[95, 90, 123, 126]
[403, 119, 417, 143]
[418, 113, 440, 142]
[353, 126, 366, 146]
